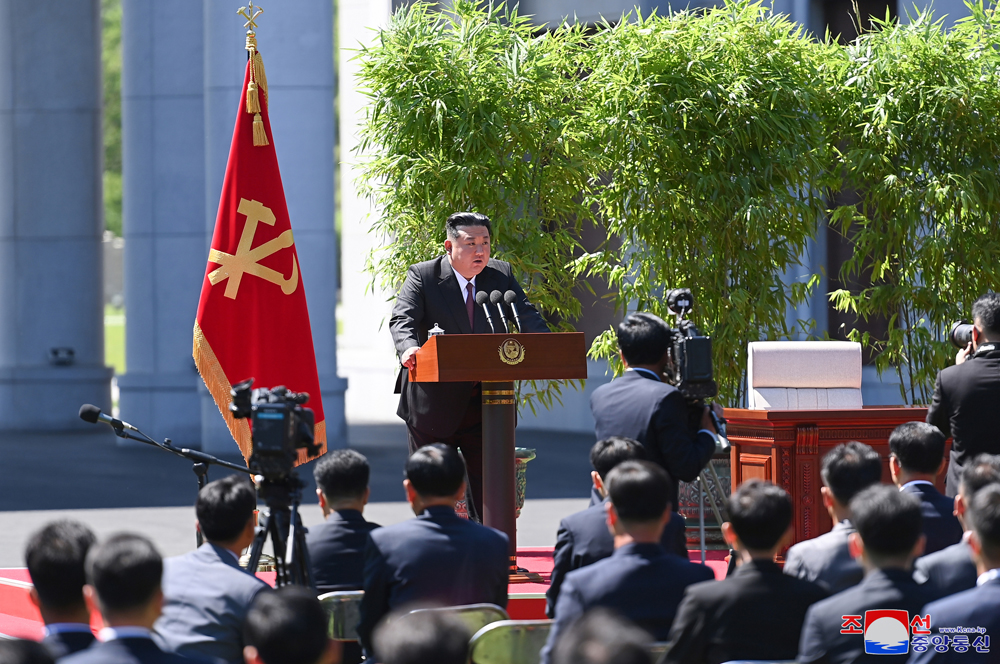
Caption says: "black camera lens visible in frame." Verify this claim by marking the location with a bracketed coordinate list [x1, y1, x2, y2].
[950, 321, 975, 349]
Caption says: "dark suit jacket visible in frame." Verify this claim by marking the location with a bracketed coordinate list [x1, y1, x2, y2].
[901, 483, 963, 556]
[909, 575, 1000, 663]
[784, 519, 865, 594]
[41, 629, 95, 660]
[913, 540, 977, 601]
[358, 505, 510, 653]
[62, 637, 200, 664]
[798, 568, 937, 664]
[926, 345, 1000, 497]
[665, 558, 828, 664]
[541, 542, 716, 664]
[546, 499, 688, 617]
[307, 509, 381, 593]
[590, 371, 716, 507]
[154, 543, 269, 664]
[389, 256, 548, 437]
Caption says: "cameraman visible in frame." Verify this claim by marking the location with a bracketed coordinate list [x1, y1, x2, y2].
[927, 292, 1000, 497]
[590, 313, 718, 510]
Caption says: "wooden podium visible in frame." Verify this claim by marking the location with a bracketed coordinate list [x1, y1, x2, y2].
[409, 332, 588, 575]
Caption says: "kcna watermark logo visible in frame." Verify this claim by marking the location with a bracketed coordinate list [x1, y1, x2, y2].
[841, 611, 990, 655]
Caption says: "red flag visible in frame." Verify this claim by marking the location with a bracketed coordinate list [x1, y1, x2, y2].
[193, 39, 326, 464]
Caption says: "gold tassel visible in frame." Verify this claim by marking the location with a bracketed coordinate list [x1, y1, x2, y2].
[252, 113, 268, 146]
[246, 80, 260, 114]
[253, 52, 268, 100]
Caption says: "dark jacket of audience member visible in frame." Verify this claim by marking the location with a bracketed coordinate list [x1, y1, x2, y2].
[666, 480, 827, 664]
[155, 477, 268, 664]
[901, 482, 964, 556]
[784, 442, 883, 593]
[798, 486, 935, 664]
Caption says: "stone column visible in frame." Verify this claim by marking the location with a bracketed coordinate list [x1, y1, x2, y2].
[202, 1, 346, 452]
[0, 0, 112, 430]
[116, 0, 205, 446]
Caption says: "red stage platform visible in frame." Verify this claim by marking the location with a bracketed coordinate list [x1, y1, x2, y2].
[0, 548, 728, 638]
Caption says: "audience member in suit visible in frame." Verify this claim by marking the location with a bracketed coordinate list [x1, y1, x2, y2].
[308, 449, 381, 592]
[552, 608, 655, 664]
[889, 422, 964, 555]
[242, 587, 339, 664]
[915, 454, 1000, 599]
[547, 437, 687, 618]
[0, 640, 56, 664]
[372, 608, 471, 664]
[798, 485, 935, 664]
[24, 521, 97, 659]
[542, 461, 715, 664]
[62, 534, 200, 664]
[784, 441, 883, 593]
[154, 476, 268, 664]
[589, 313, 718, 510]
[667, 479, 828, 664]
[910, 483, 1000, 663]
[927, 292, 1000, 497]
[358, 444, 509, 656]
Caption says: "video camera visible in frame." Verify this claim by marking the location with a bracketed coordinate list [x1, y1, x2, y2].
[663, 288, 718, 401]
[230, 379, 319, 481]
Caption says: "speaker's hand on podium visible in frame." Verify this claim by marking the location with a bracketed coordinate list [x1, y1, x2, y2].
[401, 346, 420, 369]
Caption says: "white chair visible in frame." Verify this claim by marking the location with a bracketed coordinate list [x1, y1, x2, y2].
[405, 603, 510, 637]
[747, 341, 862, 410]
[318, 590, 363, 641]
[468, 619, 552, 664]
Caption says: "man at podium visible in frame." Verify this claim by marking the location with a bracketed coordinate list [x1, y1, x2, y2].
[390, 212, 549, 519]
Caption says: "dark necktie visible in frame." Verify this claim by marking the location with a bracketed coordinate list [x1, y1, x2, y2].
[466, 282, 475, 329]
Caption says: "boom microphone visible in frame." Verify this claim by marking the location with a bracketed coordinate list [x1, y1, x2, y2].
[475, 290, 497, 333]
[489, 291, 510, 332]
[503, 290, 523, 332]
[78, 404, 139, 433]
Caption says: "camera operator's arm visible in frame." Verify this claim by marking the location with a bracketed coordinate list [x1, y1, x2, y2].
[926, 372, 952, 439]
[653, 391, 716, 483]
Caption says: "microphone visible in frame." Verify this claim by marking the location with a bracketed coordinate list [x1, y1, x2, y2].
[503, 290, 523, 332]
[79, 404, 138, 433]
[489, 291, 510, 332]
[475, 290, 497, 333]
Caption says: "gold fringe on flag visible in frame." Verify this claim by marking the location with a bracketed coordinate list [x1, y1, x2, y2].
[252, 113, 268, 147]
[193, 321, 254, 462]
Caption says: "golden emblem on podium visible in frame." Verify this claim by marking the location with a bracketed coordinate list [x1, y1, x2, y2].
[498, 338, 526, 365]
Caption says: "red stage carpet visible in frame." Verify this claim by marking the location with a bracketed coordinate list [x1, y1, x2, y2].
[0, 548, 728, 637]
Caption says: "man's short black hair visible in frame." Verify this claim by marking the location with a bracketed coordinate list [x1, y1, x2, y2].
[24, 520, 96, 611]
[821, 441, 883, 506]
[889, 422, 946, 475]
[553, 608, 652, 664]
[0, 639, 55, 664]
[406, 444, 465, 498]
[244, 587, 328, 664]
[727, 479, 793, 551]
[314, 449, 370, 503]
[968, 483, 1000, 560]
[445, 212, 492, 240]
[373, 609, 470, 664]
[616, 313, 671, 366]
[850, 485, 923, 559]
[961, 454, 1000, 499]
[590, 437, 647, 480]
[86, 533, 162, 613]
[972, 291, 1000, 337]
[196, 475, 257, 543]
[607, 461, 673, 524]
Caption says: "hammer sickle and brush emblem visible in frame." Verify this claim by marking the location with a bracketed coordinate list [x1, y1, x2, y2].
[208, 198, 299, 299]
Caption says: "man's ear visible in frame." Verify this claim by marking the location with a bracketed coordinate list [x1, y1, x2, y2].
[444, 238, 454, 254]
[605, 501, 618, 534]
[721, 522, 739, 547]
[821, 486, 834, 510]
[888, 455, 901, 484]
[316, 489, 326, 508]
[848, 532, 864, 560]
[911, 534, 927, 560]
[591, 471, 604, 494]
[955, 493, 966, 519]
[28, 587, 40, 610]
[403, 479, 417, 503]
[935, 458, 947, 479]
[362, 486, 371, 507]
[244, 646, 264, 664]
[82, 585, 103, 626]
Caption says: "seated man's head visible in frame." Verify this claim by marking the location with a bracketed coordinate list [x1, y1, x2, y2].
[590, 437, 647, 498]
[820, 441, 882, 519]
[553, 608, 653, 664]
[724, 479, 793, 560]
[84, 533, 163, 628]
[25, 520, 96, 625]
[244, 587, 339, 664]
[314, 449, 371, 516]
[373, 609, 470, 664]
[616, 313, 671, 371]
[967, 483, 1000, 574]
[444, 212, 491, 280]
[888, 422, 947, 484]
[849, 485, 924, 570]
[196, 475, 257, 554]
[957, 454, 1000, 528]
[404, 444, 466, 515]
[0, 639, 56, 664]
[605, 461, 673, 543]
[971, 291, 1000, 346]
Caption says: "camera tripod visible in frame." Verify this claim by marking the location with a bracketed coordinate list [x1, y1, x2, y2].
[243, 472, 316, 590]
